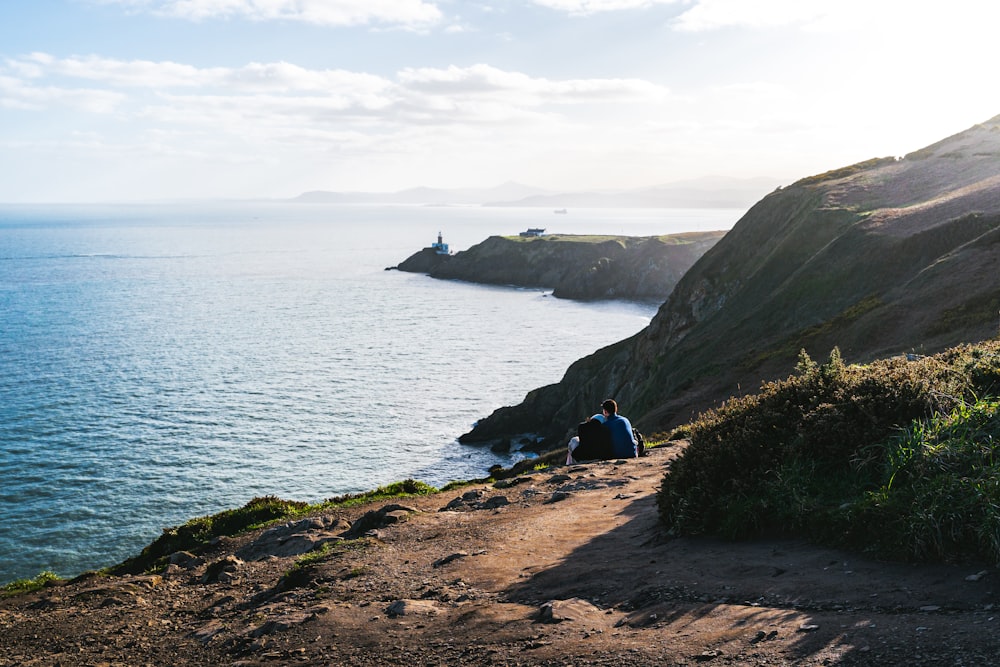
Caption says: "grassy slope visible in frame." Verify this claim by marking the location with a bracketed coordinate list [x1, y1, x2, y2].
[463, 117, 1000, 448]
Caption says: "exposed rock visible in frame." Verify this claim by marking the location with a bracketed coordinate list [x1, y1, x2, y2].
[441, 497, 468, 511]
[545, 491, 571, 504]
[493, 476, 533, 489]
[168, 551, 205, 570]
[694, 649, 722, 661]
[537, 598, 605, 624]
[440, 490, 513, 512]
[202, 556, 244, 584]
[480, 496, 510, 510]
[249, 606, 327, 637]
[385, 599, 442, 617]
[236, 516, 351, 561]
[339, 504, 418, 539]
[191, 619, 227, 644]
[490, 439, 511, 453]
[394, 247, 451, 273]
[432, 551, 469, 568]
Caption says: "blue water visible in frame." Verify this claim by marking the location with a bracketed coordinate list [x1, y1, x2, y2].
[0, 202, 738, 584]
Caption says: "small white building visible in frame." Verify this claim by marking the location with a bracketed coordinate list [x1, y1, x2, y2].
[431, 231, 450, 255]
[519, 228, 546, 237]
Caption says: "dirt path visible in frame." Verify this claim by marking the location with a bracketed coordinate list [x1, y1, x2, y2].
[2, 444, 999, 665]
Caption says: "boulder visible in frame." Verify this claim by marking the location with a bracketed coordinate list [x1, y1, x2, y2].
[236, 516, 351, 561]
[538, 598, 605, 624]
[385, 599, 442, 617]
[340, 504, 418, 539]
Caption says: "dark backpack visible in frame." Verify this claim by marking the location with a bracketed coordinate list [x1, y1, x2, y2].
[633, 428, 646, 457]
[574, 419, 614, 461]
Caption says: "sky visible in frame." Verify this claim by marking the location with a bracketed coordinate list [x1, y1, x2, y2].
[1, 1, 999, 202]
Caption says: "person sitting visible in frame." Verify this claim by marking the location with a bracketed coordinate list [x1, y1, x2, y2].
[566, 412, 611, 464]
[600, 398, 638, 458]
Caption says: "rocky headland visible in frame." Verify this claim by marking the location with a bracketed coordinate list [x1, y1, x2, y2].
[461, 115, 1000, 450]
[394, 231, 726, 302]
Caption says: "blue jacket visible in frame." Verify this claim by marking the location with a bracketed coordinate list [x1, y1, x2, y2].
[604, 414, 637, 458]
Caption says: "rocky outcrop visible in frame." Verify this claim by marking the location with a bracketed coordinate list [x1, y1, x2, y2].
[394, 247, 450, 273]
[461, 114, 1000, 447]
[396, 231, 726, 302]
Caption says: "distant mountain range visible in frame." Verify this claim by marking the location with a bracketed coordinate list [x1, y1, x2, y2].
[292, 176, 784, 209]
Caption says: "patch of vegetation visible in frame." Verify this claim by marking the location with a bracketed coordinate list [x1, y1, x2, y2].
[853, 397, 1000, 561]
[282, 538, 373, 591]
[291, 541, 337, 571]
[344, 565, 370, 579]
[112, 480, 439, 576]
[2, 571, 62, 598]
[658, 341, 1000, 563]
[323, 479, 437, 508]
[111, 495, 311, 576]
[740, 294, 883, 371]
[440, 478, 490, 493]
[642, 435, 672, 449]
[502, 234, 626, 244]
[928, 289, 1000, 337]
[792, 157, 896, 186]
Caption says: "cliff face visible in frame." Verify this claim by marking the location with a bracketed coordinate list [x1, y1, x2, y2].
[397, 231, 726, 302]
[462, 115, 1000, 447]
[395, 247, 448, 273]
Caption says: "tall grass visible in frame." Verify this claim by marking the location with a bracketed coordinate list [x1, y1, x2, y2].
[854, 398, 1000, 561]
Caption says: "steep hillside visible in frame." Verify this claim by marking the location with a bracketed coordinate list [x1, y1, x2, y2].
[396, 231, 726, 301]
[462, 115, 1000, 447]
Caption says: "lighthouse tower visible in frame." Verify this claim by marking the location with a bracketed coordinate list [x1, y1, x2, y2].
[431, 231, 450, 255]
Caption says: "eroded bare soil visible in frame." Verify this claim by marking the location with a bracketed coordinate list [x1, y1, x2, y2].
[3, 444, 999, 666]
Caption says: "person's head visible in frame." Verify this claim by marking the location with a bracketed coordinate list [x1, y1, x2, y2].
[601, 399, 618, 416]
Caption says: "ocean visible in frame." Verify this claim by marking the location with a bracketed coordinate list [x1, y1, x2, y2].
[0, 202, 739, 584]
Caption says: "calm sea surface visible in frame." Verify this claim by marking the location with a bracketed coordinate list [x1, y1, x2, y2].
[0, 202, 739, 583]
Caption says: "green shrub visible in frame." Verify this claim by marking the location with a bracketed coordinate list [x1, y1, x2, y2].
[2, 571, 61, 597]
[850, 398, 1000, 561]
[322, 479, 437, 508]
[658, 340, 1000, 562]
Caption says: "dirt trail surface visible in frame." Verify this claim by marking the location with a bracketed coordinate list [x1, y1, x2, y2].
[3, 443, 999, 666]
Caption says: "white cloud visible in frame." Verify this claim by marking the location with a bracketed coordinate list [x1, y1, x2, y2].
[4, 53, 395, 97]
[398, 64, 667, 105]
[672, 0, 826, 31]
[529, 0, 679, 14]
[672, 0, 1000, 33]
[0, 71, 125, 113]
[2, 55, 665, 118]
[95, 0, 443, 27]
[0, 53, 669, 178]
[0, 52, 685, 197]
